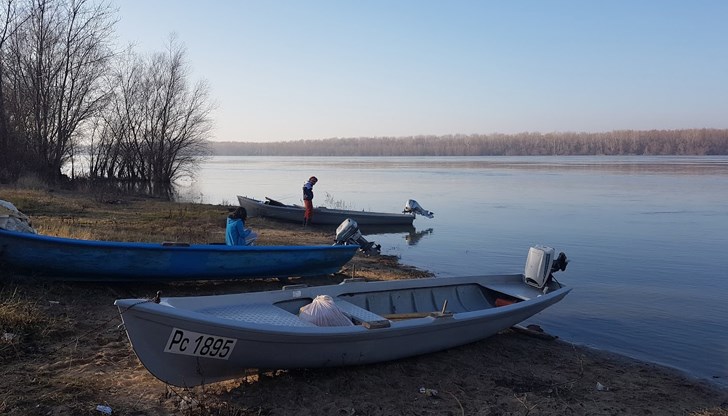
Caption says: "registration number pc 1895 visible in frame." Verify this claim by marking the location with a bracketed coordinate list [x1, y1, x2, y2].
[164, 328, 237, 360]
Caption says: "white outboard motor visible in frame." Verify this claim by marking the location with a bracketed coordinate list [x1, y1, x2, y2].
[403, 199, 434, 218]
[524, 245, 568, 290]
[334, 218, 380, 254]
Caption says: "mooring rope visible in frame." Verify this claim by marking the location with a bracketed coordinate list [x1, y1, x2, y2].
[42, 295, 158, 356]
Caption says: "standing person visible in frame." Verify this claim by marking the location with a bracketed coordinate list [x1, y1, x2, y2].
[302, 176, 318, 226]
[226, 207, 257, 245]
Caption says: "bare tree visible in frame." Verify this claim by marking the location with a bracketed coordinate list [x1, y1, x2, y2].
[89, 48, 141, 182]
[4, 0, 114, 181]
[0, 0, 26, 181]
[94, 36, 212, 193]
[141, 36, 212, 187]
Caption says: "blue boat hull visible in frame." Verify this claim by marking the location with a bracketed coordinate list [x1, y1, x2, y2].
[0, 229, 358, 281]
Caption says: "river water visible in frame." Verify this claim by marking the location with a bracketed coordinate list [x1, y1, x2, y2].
[176, 155, 728, 387]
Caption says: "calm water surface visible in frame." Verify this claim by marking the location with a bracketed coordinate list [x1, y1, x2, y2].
[177, 156, 728, 387]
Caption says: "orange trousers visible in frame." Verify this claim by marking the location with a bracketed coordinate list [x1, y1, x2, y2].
[304, 199, 313, 222]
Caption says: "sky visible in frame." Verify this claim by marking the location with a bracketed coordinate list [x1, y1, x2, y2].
[113, 1, 728, 142]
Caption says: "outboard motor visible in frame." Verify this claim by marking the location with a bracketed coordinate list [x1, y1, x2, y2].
[524, 245, 569, 291]
[334, 218, 380, 254]
[403, 199, 434, 218]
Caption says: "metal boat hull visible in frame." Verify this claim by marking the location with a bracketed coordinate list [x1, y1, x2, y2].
[237, 195, 416, 226]
[116, 274, 571, 387]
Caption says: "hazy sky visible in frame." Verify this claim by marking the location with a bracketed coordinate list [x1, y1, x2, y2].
[114, 1, 728, 142]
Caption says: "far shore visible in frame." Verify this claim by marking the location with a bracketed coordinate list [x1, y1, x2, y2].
[0, 186, 726, 415]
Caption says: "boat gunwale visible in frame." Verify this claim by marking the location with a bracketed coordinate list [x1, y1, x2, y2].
[0, 228, 359, 252]
[115, 276, 571, 337]
[238, 196, 416, 219]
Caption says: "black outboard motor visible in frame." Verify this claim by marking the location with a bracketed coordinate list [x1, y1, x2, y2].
[551, 251, 569, 274]
[403, 200, 434, 219]
[334, 218, 381, 254]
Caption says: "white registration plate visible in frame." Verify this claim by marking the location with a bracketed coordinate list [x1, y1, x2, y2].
[164, 328, 237, 360]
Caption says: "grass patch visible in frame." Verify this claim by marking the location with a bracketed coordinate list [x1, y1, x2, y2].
[322, 192, 355, 210]
[0, 188, 91, 217]
[0, 287, 72, 362]
[0, 288, 47, 334]
[1, 187, 231, 244]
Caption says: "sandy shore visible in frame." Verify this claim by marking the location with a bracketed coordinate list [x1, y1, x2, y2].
[0, 189, 726, 415]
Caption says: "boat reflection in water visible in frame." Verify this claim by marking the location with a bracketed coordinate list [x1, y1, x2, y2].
[404, 228, 433, 246]
[359, 224, 434, 246]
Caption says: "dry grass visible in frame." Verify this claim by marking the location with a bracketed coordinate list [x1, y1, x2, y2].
[0, 287, 72, 363]
[2, 187, 232, 244]
[0, 288, 46, 335]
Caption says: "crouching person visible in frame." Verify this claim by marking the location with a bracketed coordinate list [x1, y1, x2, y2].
[226, 207, 257, 246]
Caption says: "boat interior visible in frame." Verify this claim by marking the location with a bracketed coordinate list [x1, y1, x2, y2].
[268, 283, 523, 328]
[193, 283, 525, 329]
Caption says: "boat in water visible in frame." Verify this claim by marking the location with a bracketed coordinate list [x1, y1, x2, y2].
[237, 195, 434, 226]
[115, 245, 571, 387]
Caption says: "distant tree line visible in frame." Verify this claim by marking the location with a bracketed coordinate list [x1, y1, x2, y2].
[0, 0, 211, 191]
[212, 129, 728, 156]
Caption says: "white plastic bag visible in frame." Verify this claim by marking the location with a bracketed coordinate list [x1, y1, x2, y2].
[299, 295, 354, 326]
[0, 200, 36, 234]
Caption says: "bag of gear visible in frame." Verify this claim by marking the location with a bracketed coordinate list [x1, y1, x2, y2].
[299, 295, 354, 326]
[0, 200, 36, 234]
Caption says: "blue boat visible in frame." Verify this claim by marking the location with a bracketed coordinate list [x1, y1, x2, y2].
[0, 229, 358, 282]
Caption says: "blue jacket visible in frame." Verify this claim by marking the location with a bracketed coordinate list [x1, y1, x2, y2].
[226, 217, 251, 245]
